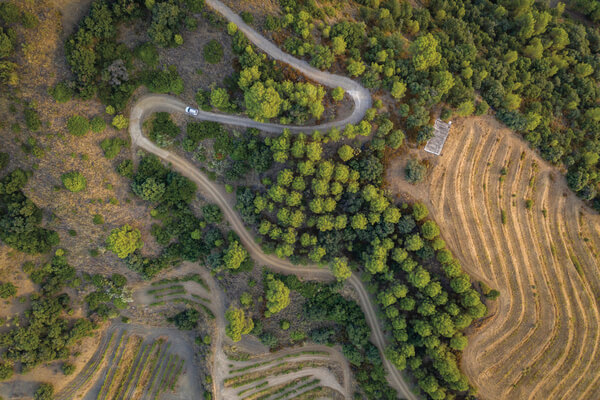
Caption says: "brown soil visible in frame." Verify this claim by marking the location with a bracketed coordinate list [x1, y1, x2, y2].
[386, 115, 600, 400]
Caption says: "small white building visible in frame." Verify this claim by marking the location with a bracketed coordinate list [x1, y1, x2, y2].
[424, 119, 452, 156]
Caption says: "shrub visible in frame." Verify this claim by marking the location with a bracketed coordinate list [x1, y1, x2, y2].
[135, 42, 159, 67]
[112, 115, 129, 130]
[116, 159, 134, 178]
[149, 112, 179, 147]
[90, 116, 106, 133]
[61, 171, 87, 192]
[24, 108, 41, 131]
[202, 204, 223, 223]
[145, 66, 184, 94]
[34, 383, 53, 400]
[0, 362, 13, 380]
[67, 115, 90, 136]
[49, 82, 73, 103]
[0, 152, 8, 170]
[169, 309, 200, 330]
[332, 87, 344, 102]
[203, 40, 223, 64]
[100, 137, 128, 159]
[106, 224, 143, 258]
[405, 159, 427, 184]
[0, 282, 16, 298]
[92, 214, 104, 225]
[61, 363, 75, 375]
[240, 11, 253, 24]
[227, 22, 237, 35]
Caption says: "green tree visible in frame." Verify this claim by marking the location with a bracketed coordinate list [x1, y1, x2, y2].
[34, 383, 54, 400]
[413, 202, 429, 220]
[330, 257, 351, 281]
[406, 159, 427, 184]
[245, 82, 282, 121]
[225, 306, 254, 342]
[331, 36, 346, 55]
[410, 33, 441, 71]
[222, 240, 248, 270]
[169, 309, 200, 330]
[112, 115, 129, 130]
[67, 115, 90, 136]
[265, 274, 290, 316]
[203, 39, 223, 63]
[332, 86, 345, 102]
[61, 171, 87, 192]
[211, 87, 231, 111]
[391, 81, 407, 100]
[106, 225, 143, 259]
[338, 145, 354, 161]
[421, 220, 440, 240]
[347, 59, 366, 77]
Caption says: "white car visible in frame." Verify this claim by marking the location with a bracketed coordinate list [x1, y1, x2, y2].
[185, 107, 199, 116]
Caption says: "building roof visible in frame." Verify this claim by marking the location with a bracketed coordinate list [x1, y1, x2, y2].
[424, 119, 452, 156]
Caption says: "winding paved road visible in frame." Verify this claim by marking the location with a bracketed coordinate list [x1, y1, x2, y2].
[128, 1, 416, 399]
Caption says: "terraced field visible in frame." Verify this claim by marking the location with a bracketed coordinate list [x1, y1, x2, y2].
[223, 346, 349, 400]
[56, 325, 196, 400]
[387, 115, 600, 400]
[134, 273, 215, 319]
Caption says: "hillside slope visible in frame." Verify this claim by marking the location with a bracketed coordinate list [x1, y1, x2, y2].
[387, 115, 600, 400]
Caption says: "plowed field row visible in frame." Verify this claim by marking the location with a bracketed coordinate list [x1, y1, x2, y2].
[387, 116, 600, 400]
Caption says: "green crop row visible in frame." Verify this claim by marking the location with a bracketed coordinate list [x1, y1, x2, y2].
[271, 378, 320, 400]
[148, 284, 184, 295]
[112, 338, 143, 400]
[151, 273, 209, 291]
[117, 341, 152, 400]
[96, 334, 129, 400]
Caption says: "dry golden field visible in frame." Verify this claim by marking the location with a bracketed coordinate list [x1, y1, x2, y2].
[388, 115, 600, 400]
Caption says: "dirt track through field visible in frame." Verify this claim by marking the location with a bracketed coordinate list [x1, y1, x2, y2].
[387, 115, 600, 400]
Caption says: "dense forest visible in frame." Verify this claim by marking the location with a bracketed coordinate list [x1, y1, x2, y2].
[263, 0, 600, 207]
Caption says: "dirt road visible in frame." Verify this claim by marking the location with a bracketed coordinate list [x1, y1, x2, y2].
[127, 1, 416, 399]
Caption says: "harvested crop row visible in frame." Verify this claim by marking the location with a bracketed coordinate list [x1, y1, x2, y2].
[386, 116, 600, 400]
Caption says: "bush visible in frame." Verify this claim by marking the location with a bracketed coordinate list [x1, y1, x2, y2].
[0, 362, 13, 380]
[203, 40, 223, 64]
[24, 108, 41, 131]
[49, 82, 73, 103]
[0, 282, 16, 298]
[62, 363, 75, 375]
[61, 171, 87, 192]
[116, 159, 134, 178]
[112, 115, 129, 130]
[100, 137, 128, 159]
[90, 116, 106, 133]
[0, 152, 8, 170]
[144, 66, 184, 94]
[34, 383, 53, 400]
[405, 159, 427, 184]
[240, 11, 253, 24]
[135, 42, 159, 67]
[202, 204, 223, 223]
[92, 214, 104, 225]
[67, 115, 90, 136]
[169, 309, 200, 330]
[106, 224, 143, 259]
